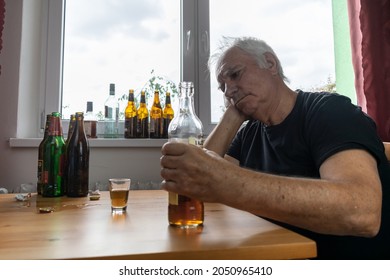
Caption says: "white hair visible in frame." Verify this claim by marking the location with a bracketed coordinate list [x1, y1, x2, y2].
[208, 36, 289, 83]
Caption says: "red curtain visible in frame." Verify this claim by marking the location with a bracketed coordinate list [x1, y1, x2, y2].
[0, 0, 5, 75]
[347, 0, 390, 141]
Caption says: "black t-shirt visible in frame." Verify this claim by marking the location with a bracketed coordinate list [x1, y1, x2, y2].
[227, 90, 390, 259]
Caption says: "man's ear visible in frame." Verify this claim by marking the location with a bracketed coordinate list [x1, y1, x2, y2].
[263, 52, 278, 76]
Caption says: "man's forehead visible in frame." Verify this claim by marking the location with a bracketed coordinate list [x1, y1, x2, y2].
[220, 48, 254, 66]
[217, 49, 255, 75]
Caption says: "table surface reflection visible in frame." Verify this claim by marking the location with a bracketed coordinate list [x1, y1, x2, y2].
[0, 190, 316, 260]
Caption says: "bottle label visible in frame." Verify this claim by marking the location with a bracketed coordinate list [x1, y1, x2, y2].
[150, 118, 155, 133]
[169, 191, 179, 205]
[188, 137, 196, 145]
[170, 137, 203, 147]
[137, 118, 149, 138]
[42, 170, 48, 184]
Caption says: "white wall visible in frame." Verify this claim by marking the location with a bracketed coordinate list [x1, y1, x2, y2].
[0, 0, 164, 192]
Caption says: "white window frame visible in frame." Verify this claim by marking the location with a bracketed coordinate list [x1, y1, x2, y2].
[39, 0, 65, 136]
[41, 0, 214, 138]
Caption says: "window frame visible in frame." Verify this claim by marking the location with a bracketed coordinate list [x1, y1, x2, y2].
[42, 0, 214, 138]
[39, 0, 65, 136]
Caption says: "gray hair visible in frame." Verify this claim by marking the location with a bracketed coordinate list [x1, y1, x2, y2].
[208, 36, 289, 83]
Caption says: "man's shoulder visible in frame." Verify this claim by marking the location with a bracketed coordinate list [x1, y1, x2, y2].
[296, 90, 358, 118]
[297, 90, 351, 106]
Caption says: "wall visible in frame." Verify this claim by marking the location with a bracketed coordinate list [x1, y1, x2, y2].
[0, 1, 164, 192]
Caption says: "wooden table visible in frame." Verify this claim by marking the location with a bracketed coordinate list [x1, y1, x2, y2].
[0, 190, 316, 260]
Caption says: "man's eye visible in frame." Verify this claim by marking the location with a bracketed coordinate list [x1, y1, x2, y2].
[218, 84, 225, 92]
[230, 70, 240, 80]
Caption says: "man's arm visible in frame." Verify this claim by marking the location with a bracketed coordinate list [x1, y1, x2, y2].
[161, 143, 382, 237]
[203, 105, 246, 158]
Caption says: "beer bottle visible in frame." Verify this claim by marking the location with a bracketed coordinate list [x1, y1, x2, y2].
[149, 90, 163, 138]
[162, 91, 174, 138]
[167, 81, 204, 228]
[84, 101, 97, 138]
[136, 90, 149, 138]
[42, 112, 66, 197]
[124, 89, 137, 138]
[63, 114, 76, 195]
[37, 114, 51, 195]
[66, 114, 76, 145]
[66, 112, 90, 197]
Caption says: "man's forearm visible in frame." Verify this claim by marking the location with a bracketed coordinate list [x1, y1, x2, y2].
[203, 106, 246, 156]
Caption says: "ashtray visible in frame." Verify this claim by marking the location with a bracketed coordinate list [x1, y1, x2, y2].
[38, 207, 54, 214]
[15, 193, 32, 202]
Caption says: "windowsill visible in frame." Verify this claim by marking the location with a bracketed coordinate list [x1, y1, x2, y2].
[9, 138, 167, 148]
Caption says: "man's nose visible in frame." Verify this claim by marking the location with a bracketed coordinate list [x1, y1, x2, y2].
[224, 82, 237, 97]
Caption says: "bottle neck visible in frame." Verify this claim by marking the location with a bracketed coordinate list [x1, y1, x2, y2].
[140, 94, 146, 105]
[153, 92, 161, 106]
[128, 92, 134, 102]
[165, 95, 171, 107]
[43, 115, 51, 137]
[76, 113, 85, 130]
[179, 94, 195, 116]
[48, 116, 63, 136]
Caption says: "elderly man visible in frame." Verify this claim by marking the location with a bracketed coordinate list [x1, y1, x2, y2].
[160, 37, 390, 259]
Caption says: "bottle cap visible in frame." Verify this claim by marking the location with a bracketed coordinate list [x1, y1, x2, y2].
[86, 101, 93, 112]
[109, 83, 115, 95]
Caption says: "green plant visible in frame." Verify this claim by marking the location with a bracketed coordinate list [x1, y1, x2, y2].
[118, 69, 178, 108]
[308, 75, 336, 93]
[142, 69, 178, 107]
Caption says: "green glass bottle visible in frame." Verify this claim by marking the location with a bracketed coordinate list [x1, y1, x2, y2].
[42, 112, 66, 197]
[37, 114, 51, 195]
[66, 112, 90, 197]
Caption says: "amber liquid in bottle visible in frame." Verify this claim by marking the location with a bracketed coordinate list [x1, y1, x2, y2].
[124, 89, 137, 138]
[168, 192, 204, 228]
[137, 91, 149, 138]
[149, 90, 162, 138]
[162, 91, 174, 138]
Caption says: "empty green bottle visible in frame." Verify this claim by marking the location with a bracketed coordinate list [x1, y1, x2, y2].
[42, 112, 66, 197]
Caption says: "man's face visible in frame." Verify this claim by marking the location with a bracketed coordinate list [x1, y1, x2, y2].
[216, 48, 276, 119]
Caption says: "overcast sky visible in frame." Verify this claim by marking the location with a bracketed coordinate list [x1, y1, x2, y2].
[62, 0, 335, 122]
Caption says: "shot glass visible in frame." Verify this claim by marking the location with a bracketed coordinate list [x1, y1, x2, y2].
[109, 178, 131, 213]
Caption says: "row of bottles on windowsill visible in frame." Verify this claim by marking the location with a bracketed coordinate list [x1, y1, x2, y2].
[37, 112, 89, 197]
[124, 89, 174, 139]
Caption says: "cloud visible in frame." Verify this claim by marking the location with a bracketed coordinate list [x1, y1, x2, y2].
[63, 0, 336, 121]
[65, 0, 169, 41]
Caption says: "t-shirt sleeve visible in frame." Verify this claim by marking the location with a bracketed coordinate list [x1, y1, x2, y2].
[304, 94, 384, 168]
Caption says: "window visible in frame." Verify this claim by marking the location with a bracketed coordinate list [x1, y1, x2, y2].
[45, 0, 337, 137]
[209, 0, 336, 122]
[62, 0, 181, 122]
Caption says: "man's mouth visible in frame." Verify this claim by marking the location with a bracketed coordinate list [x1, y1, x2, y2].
[234, 94, 247, 106]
